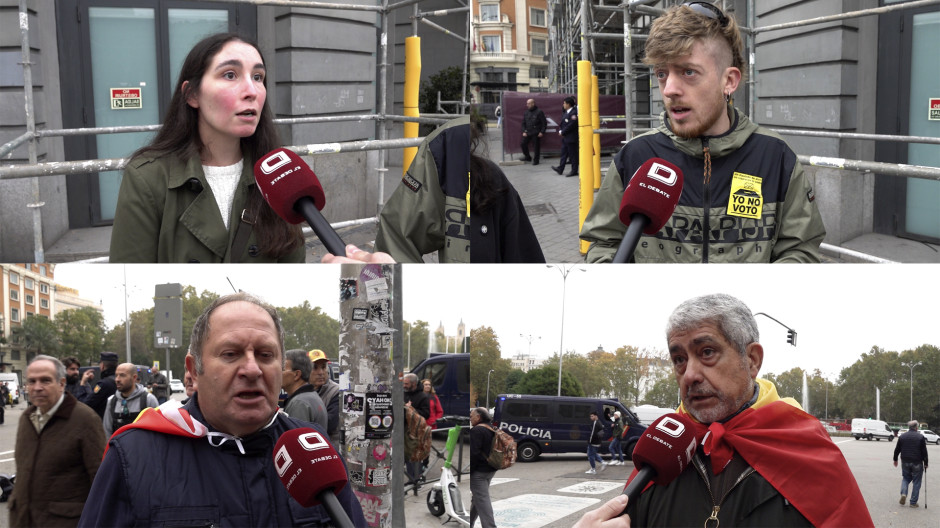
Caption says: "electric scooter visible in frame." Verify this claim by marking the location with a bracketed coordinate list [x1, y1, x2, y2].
[427, 426, 470, 526]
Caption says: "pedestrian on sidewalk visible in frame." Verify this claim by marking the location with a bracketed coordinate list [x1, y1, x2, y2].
[470, 407, 497, 528]
[894, 420, 928, 508]
[553, 97, 579, 177]
[608, 411, 625, 465]
[585, 411, 607, 474]
[520, 99, 546, 165]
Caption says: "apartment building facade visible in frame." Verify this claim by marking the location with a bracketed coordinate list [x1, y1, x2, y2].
[470, 0, 550, 117]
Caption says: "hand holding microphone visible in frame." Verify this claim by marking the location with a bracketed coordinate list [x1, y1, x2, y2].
[273, 428, 356, 528]
[620, 413, 697, 515]
[612, 158, 684, 263]
[254, 148, 347, 256]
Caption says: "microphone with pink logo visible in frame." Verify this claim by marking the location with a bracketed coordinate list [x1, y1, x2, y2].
[612, 158, 684, 263]
[620, 413, 698, 515]
[273, 428, 355, 528]
[253, 148, 346, 256]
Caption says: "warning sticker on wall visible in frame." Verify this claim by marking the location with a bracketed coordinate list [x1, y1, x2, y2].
[111, 88, 142, 110]
[930, 98, 940, 121]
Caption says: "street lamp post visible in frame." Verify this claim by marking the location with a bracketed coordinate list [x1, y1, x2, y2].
[548, 265, 584, 397]
[908, 361, 922, 421]
[486, 369, 495, 408]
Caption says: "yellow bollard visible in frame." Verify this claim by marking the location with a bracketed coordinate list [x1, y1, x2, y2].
[403, 36, 421, 175]
[592, 75, 601, 190]
[577, 61, 593, 255]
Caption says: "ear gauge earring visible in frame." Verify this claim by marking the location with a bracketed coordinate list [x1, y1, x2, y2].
[725, 92, 731, 103]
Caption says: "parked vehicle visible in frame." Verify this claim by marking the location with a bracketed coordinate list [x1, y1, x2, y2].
[0, 374, 20, 405]
[920, 429, 940, 444]
[493, 394, 646, 462]
[631, 404, 674, 425]
[851, 418, 895, 441]
[169, 379, 184, 394]
[410, 353, 470, 425]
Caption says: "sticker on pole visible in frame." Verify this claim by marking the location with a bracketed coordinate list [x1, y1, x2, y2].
[111, 88, 142, 109]
[930, 98, 940, 121]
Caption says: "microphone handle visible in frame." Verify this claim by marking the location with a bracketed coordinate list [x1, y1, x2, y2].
[612, 213, 651, 263]
[317, 489, 357, 528]
[294, 197, 347, 256]
[620, 465, 656, 516]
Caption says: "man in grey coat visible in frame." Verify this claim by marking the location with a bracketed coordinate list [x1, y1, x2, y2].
[281, 349, 328, 431]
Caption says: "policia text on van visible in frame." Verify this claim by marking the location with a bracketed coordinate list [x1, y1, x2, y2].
[492, 394, 646, 462]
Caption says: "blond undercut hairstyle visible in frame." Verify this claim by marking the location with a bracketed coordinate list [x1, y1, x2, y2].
[643, 3, 747, 82]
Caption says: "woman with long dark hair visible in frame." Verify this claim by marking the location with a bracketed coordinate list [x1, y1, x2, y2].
[109, 33, 305, 262]
[470, 112, 545, 262]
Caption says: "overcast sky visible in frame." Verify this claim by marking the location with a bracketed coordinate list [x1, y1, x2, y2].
[54, 264, 939, 379]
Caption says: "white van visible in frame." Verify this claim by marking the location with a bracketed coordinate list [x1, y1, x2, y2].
[0, 373, 20, 405]
[631, 404, 675, 425]
[851, 418, 895, 441]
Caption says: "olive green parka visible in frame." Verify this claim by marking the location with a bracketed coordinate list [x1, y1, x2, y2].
[109, 152, 306, 263]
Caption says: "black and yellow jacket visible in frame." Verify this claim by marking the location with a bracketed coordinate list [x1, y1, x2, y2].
[580, 107, 826, 263]
[375, 116, 470, 263]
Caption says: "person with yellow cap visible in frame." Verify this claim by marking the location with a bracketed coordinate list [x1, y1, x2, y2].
[308, 349, 340, 445]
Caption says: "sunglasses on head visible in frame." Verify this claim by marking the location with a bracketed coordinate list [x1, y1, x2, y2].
[683, 1, 729, 28]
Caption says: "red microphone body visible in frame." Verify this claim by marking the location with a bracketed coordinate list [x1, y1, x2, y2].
[621, 413, 698, 515]
[273, 428, 355, 528]
[253, 148, 347, 256]
[612, 158, 684, 263]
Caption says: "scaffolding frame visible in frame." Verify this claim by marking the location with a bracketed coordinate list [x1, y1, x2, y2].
[1, 0, 471, 263]
[558, 0, 940, 262]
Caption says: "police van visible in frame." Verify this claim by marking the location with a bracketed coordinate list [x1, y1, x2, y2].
[410, 353, 470, 425]
[493, 394, 646, 462]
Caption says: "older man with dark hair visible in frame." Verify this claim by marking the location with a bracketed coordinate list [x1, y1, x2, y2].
[576, 293, 872, 528]
[281, 349, 328, 430]
[10, 355, 106, 527]
[78, 292, 365, 527]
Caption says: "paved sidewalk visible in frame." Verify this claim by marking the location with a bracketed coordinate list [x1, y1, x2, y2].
[483, 127, 599, 263]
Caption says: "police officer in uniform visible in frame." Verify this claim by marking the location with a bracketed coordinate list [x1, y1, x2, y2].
[553, 97, 579, 177]
[81, 352, 119, 418]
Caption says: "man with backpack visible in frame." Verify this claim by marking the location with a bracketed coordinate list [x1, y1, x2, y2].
[102, 363, 158, 438]
[470, 407, 498, 528]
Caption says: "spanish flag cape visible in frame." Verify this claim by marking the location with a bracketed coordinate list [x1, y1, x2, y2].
[626, 378, 873, 527]
[103, 400, 211, 458]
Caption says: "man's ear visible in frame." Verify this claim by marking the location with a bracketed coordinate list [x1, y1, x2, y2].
[723, 67, 742, 98]
[185, 353, 198, 391]
[745, 343, 763, 378]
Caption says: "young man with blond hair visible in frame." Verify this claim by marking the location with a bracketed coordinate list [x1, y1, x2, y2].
[580, 2, 825, 263]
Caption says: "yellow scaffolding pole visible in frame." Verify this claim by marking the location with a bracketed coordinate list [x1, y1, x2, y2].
[577, 61, 594, 255]
[403, 36, 421, 175]
[591, 74, 601, 190]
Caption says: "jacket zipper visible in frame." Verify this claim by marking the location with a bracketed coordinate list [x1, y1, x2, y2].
[701, 137, 711, 263]
[692, 454, 756, 528]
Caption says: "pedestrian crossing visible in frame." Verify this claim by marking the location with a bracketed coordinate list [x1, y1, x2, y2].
[489, 478, 624, 527]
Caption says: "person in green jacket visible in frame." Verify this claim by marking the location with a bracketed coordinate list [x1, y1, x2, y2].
[374, 116, 470, 263]
[109, 33, 305, 263]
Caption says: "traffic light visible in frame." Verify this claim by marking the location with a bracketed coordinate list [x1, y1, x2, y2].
[786, 329, 797, 346]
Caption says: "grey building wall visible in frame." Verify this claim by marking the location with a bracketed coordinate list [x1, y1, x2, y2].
[0, 0, 68, 262]
[753, 0, 879, 245]
[0, 0, 467, 260]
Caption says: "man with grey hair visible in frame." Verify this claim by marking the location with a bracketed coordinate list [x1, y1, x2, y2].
[10, 355, 105, 527]
[575, 293, 871, 528]
[78, 292, 365, 527]
[281, 349, 328, 430]
[894, 420, 928, 507]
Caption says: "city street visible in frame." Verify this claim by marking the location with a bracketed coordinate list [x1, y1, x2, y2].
[2, 403, 937, 527]
[482, 438, 939, 527]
